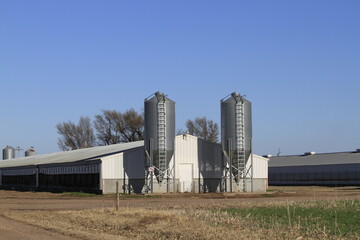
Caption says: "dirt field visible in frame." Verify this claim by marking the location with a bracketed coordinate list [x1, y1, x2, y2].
[0, 186, 360, 239]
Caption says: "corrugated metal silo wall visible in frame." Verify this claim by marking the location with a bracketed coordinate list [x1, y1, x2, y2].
[221, 97, 252, 164]
[2, 146, 15, 160]
[164, 98, 175, 164]
[144, 95, 175, 167]
[25, 149, 36, 157]
[221, 97, 236, 159]
[244, 99, 252, 162]
[144, 96, 157, 154]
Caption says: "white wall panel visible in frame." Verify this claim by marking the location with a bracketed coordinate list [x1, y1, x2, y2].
[101, 153, 124, 179]
[175, 135, 200, 178]
[175, 135, 223, 179]
[246, 155, 268, 179]
[101, 148, 145, 180]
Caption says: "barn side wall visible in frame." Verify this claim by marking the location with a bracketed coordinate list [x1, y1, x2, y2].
[101, 148, 147, 194]
[0, 161, 101, 193]
[269, 164, 360, 186]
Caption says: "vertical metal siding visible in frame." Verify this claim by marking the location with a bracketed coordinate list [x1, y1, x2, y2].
[269, 163, 360, 186]
[175, 135, 199, 178]
[247, 155, 268, 179]
[123, 147, 145, 179]
[101, 153, 124, 179]
[198, 139, 223, 178]
[175, 135, 223, 179]
[101, 148, 145, 180]
[99, 137, 268, 183]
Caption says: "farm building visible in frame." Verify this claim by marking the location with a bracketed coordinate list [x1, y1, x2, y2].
[268, 150, 360, 186]
[1, 91, 265, 193]
[0, 134, 268, 194]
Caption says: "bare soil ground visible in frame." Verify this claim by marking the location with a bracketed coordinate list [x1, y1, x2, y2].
[0, 215, 76, 240]
[0, 186, 360, 239]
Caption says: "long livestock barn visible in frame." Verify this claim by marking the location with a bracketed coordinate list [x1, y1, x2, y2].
[0, 134, 268, 194]
[268, 150, 360, 186]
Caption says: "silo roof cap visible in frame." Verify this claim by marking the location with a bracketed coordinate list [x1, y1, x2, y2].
[155, 91, 164, 97]
[231, 92, 240, 98]
[145, 91, 174, 103]
[222, 92, 250, 103]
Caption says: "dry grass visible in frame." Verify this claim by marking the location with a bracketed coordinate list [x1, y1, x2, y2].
[1, 208, 294, 240]
[1, 187, 360, 239]
[3, 201, 353, 240]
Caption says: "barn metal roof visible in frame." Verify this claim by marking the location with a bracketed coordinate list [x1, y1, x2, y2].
[269, 151, 360, 167]
[0, 141, 144, 169]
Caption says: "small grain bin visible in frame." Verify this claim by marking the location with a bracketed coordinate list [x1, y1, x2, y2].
[25, 146, 37, 157]
[3, 146, 15, 160]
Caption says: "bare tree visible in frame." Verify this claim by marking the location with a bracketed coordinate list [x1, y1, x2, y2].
[186, 117, 219, 143]
[93, 109, 144, 145]
[94, 110, 121, 145]
[206, 120, 219, 143]
[120, 109, 144, 142]
[56, 117, 96, 151]
[176, 128, 186, 135]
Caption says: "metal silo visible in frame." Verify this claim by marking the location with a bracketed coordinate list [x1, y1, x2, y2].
[25, 146, 36, 157]
[221, 92, 252, 192]
[3, 146, 15, 160]
[144, 92, 175, 189]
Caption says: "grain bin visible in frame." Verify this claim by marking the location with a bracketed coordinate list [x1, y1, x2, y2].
[3, 145, 15, 160]
[144, 92, 175, 183]
[25, 146, 36, 157]
[221, 92, 252, 183]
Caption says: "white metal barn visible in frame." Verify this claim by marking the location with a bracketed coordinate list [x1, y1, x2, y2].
[0, 134, 268, 194]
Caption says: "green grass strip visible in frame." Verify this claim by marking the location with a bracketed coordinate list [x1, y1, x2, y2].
[222, 200, 360, 237]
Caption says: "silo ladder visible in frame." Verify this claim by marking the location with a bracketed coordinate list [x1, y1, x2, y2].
[235, 101, 246, 191]
[157, 98, 167, 181]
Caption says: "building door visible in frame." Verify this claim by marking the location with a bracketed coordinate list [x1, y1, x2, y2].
[179, 164, 193, 193]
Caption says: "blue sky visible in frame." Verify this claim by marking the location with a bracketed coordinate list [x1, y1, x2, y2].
[1, 1, 359, 156]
